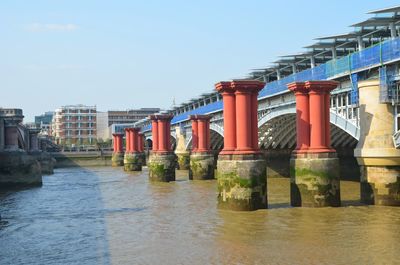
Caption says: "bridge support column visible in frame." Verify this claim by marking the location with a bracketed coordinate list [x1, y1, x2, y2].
[4, 120, 19, 150]
[175, 126, 190, 170]
[355, 79, 400, 206]
[189, 115, 215, 180]
[112, 133, 124, 166]
[124, 128, 142, 171]
[29, 128, 55, 175]
[288, 81, 340, 207]
[0, 111, 42, 186]
[138, 132, 146, 166]
[215, 80, 267, 211]
[148, 114, 176, 182]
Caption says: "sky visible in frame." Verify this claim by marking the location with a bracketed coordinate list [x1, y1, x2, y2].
[1, 0, 399, 122]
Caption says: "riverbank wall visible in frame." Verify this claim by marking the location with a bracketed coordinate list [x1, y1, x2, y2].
[51, 151, 113, 168]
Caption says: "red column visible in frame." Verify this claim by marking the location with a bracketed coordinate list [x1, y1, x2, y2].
[131, 128, 139, 152]
[113, 134, 117, 151]
[124, 128, 131, 153]
[153, 114, 174, 153]
[215, 82, 236, 154]
[251, 92, 259, 149]
[166, 122, 171, 151]
[206, 120, 210, 150]
[197, 118, 207, 151]
[158, 119, 167, 152]
[113, 133, 123, 153]
[190, 117, 198, 152]
[305, 81, 338, 152]
[235, 88, 252, 151]
[325, 92, 331, 149]
[117, 134, 123, 152]
[196, 115, 211, 152]
[138, 133, 144, 152]
[288, 82, 310, 152]
[230, 80, 265, 154]
[150, 116, 158, 152]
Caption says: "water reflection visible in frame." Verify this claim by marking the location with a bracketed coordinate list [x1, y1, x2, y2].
[1, 167, 400, 265]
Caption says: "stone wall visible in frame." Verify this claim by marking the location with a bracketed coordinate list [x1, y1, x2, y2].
[52, 152, 112, 168]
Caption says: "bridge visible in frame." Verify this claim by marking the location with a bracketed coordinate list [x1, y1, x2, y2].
[109, 6, 400, 210]
[0, 108, 55, 186]
[132, 7, 400, 151]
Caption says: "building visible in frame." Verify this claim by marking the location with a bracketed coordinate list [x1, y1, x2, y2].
[52, 105, 97, 147]
[96, 108, 160, 141]
[34, 111, 54, 136]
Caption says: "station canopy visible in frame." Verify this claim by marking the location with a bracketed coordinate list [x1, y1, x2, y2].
[247, 5, 400, 82]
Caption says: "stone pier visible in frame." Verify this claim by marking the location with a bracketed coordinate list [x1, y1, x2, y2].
[215, 80, 267, 211]
[138, 132, 146, 166]
[355, 79, 400, 206]
[112, 133, 124, 166]
[175, 126, 190, 170]
[189, 115, 215, 180]
[124, 128, 142, 171]
[148, 114, 176, 182]
[0, 111, 42, 187]
[288, 81, 340, 207]
[29, 128, 55, 175]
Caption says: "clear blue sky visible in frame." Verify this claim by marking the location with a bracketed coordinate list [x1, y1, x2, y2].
[1, 0, 399, 122]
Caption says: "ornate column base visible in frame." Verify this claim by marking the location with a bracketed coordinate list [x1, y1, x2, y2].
[148, 152, 176, 182]
[290, 152, 340, 207]
[359, 165, 400, 206]
[216, 153, 267, 211]
[189, 152, 215, 180]
[176, 152, 190, 170]
[124, 152, 142, 171]
[111, 152, 124, 167]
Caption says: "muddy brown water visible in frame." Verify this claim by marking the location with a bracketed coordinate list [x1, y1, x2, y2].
[0, 167, 399, 265]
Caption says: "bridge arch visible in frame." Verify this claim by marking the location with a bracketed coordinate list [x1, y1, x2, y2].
[257, 106, 359, 149]
[185, 126, 224, 151]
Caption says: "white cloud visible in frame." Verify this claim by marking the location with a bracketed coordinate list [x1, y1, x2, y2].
[25, 23, 79, 32]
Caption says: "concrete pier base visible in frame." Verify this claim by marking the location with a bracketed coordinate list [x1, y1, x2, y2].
[148, 152, 176, 182]
[359, 165, 400, 206]
[290, 152, 340, 207]
[124, 152, 142, 171]
[176, 152, 190, 170]
[139, 152, 146, 166]
[111, 152, 124, 167]
[0, 151, 42, 187]
[216, 153, 267, 211]
[189, 152, 215, 180]
[354, 79, 400, 206]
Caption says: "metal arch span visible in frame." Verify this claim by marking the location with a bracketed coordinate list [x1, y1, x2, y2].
[185, 125, 224, 151]
[257, 105, 360, 141]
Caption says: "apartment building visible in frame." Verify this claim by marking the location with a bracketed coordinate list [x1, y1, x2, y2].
[52, 105, 97, 147]
[96, 108, 160, 140]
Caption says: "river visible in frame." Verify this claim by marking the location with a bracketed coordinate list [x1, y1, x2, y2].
[1, 167, 399, 265]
